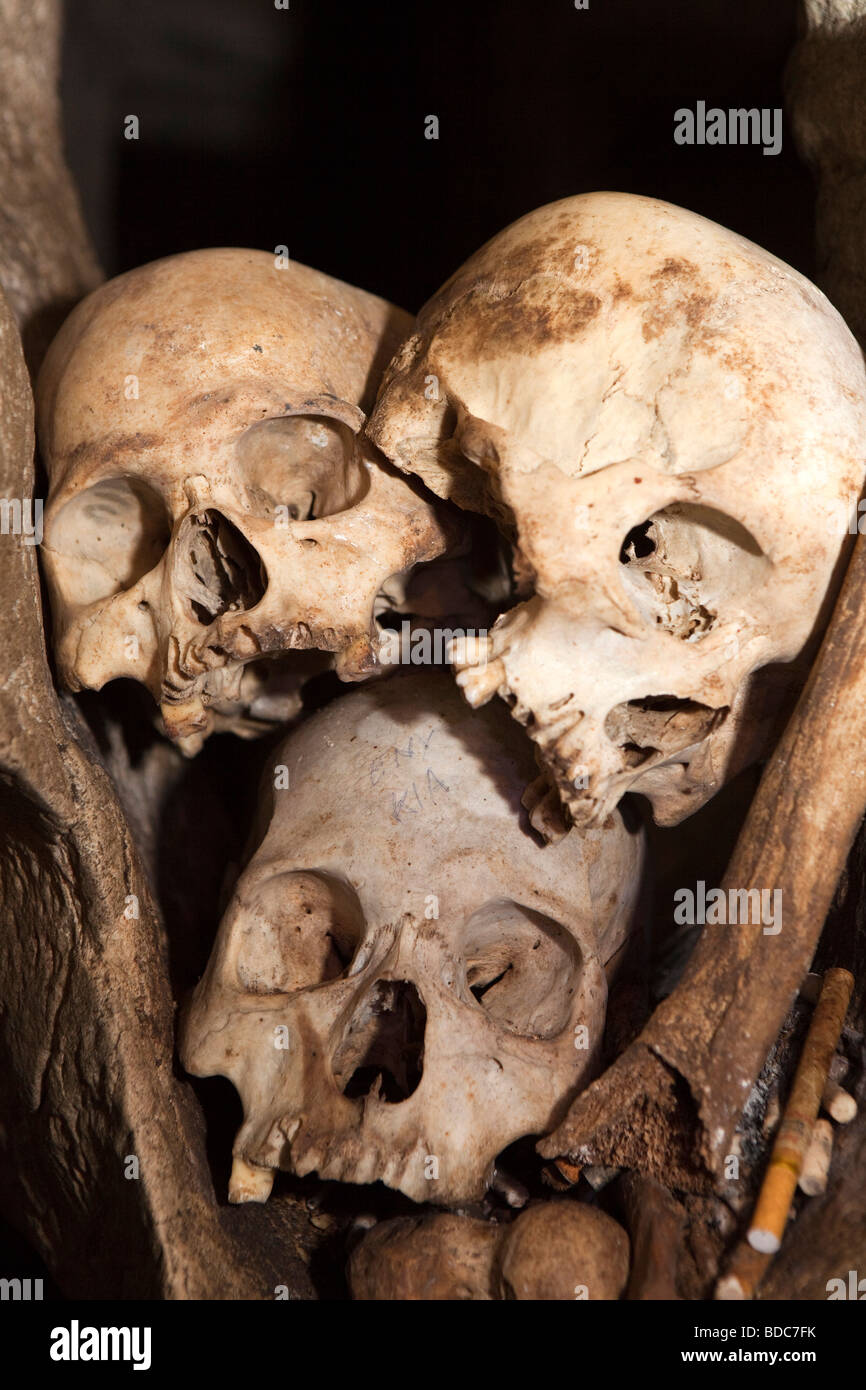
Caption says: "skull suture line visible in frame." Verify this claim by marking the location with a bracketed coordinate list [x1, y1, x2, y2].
[369, 192, 866, 830]
[36, 249, 454, 752]
[180, 673, 645, 1206]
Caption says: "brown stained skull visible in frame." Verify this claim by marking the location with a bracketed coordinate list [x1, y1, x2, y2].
[36, 249, 454, 751]
[180, 673, 645, 1206]
[369, 192, 866, 829]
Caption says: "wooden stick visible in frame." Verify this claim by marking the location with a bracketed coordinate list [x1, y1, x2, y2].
[748, 969, 853, 1253]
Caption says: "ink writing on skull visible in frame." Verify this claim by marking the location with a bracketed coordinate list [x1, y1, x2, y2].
[368, 726, 451, 821]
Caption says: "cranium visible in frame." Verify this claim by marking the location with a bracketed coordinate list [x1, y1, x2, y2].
[181, 672, 645, 1205]
[369, 192, 866, 828]
[36, 249, 454, 751]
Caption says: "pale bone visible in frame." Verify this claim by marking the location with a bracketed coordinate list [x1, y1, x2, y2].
[798, 1118, 834, 1196]
[36, 249, 454, 752]
[181, 671, 645, 1205]
[821, 1077, 857, 1124]
[369, 191, 866, 829]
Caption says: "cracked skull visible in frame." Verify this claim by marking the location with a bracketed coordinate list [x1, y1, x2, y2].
[180, 672, 645, 1205]
[369, 192, 866, 828]
[36, 248, 453, 750]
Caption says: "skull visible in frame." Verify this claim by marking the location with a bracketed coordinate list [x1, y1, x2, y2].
[180, 671, 645, 1205]
[36, 249, 454, 750]
[369, 192, 866, 828]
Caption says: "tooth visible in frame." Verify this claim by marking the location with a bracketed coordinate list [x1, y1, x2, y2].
[563, 787, 604, 830]
[335, 635, 378, 681]
[175, 730, 206, 758]
[229, 626, 261, 657]
[160, 694, 209, 740]
[555, 721, 586, 764]
[228, 1155, 274, 1204]
[294, 1148, 320, 1178]
[180, 647, 208, 675]
[279, 1116, 301, 1144]
[455, 657, 505, 707]
[521, 775, 570, 843]
[447, 632, 492, 668]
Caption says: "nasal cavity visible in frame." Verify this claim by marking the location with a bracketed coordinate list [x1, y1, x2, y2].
[185, 510, 267, 625]
[333, 980, 426, 1104]
[605, 694, 728, 757]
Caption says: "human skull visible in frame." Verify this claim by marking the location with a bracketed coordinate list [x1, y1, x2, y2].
[36, 249, 454, 750]
[369, 192, 866, 828]
[180, 672, 645, 1205]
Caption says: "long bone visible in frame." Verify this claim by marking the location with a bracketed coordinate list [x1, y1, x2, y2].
[540, 528, 866, 1188]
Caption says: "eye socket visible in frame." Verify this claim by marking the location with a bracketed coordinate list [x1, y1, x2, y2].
[48, 477, 170, 603]
[236, 416, 370, 521]
[461, 900, 581, 1039]
[619, 503, 769, 641]
[234, 872, 364, 995]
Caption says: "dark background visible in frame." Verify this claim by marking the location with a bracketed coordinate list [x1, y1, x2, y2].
[62, 0, 814, 314]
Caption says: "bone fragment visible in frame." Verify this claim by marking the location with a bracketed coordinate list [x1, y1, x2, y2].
[798, 1118, 834, 1197]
